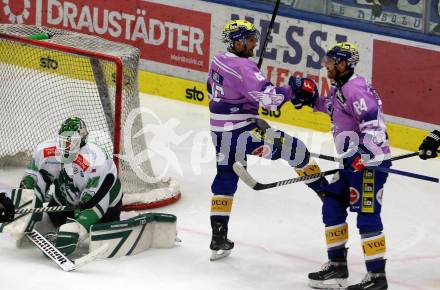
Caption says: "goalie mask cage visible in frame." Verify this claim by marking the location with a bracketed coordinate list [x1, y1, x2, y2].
[0, 24, 180, 210]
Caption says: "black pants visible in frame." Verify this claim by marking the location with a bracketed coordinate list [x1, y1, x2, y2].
[47, 198, 122, 228]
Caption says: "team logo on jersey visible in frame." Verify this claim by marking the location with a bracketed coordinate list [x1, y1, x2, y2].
[43, 146, 57, 158]
[335, 90, 346, 104]
[230, 107, 240, 113]
[251, 145, 271, 158]
[73, 154, 90, 172]
[349, 187, 360, 205]
[2, 0, 31, 24]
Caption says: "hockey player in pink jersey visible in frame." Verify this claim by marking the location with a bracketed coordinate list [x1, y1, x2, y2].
[293, 42, 390, 290]
[207, 20, 328, 261]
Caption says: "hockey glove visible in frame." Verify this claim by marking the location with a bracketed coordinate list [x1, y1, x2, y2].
[55, 219, 88, 256]
[0, 192, 15, 223]
[419, 130, 440, 160]
[343, 145, 373, 172]
[288, 77, 318, 109]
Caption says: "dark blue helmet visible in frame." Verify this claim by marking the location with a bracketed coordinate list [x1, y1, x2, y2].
[326, 42, 360, 69]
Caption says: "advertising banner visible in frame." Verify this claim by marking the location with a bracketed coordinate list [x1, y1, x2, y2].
[0, 0, 211, 72]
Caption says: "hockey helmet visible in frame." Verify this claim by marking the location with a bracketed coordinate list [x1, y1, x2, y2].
[222, 19, 260, 49]
[57, 117, 88, 163]
[325, 42, 360, 69]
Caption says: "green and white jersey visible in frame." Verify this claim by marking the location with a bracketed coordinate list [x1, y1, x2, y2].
[21, 139, 122, 230]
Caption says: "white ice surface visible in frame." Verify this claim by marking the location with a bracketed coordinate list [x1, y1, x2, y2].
[1, 94, 439, 290]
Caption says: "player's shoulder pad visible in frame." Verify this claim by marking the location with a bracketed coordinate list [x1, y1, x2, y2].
[223, 52, 258, 73]
[34, 138, 58, 160]
[81, 142, 110, 160]
[341, 74, 367, 101]
[77, 143, 115, 173]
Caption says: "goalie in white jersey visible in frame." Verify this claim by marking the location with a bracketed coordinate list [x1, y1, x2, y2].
[19, 117, 123, 256]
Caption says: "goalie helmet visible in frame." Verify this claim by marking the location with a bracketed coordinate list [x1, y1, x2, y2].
[57, 117, 88, 163]
[325, 42, 360, 69]
[222, 19, 260, 49]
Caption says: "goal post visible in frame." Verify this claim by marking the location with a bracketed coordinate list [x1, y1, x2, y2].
[0, 24, 180, 210]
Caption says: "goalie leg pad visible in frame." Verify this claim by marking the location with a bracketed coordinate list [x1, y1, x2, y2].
[89, 213, 177, 258]
[17, 210, 58, 248]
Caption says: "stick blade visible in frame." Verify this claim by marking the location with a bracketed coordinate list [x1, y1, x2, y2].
[26, 230, 75, 271]
[233, 162, 257, 189]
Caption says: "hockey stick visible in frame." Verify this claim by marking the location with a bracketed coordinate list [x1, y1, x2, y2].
[233, 162, 339, 190]
[257, 0, 281, 69]
[249, 118, 424, 164]
[26, 230, 75, 271]
[26, 229, 108, 271]
[366, 166, 439, 183]
[234, 160, 439, 191]
[0, 206, 71, 220]
[13, 205, 73, 215]
[309, 151, 429, 163]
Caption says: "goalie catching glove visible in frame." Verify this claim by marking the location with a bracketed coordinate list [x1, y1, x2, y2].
[0, 191, 15, 223]
[288, 76, 318, 109]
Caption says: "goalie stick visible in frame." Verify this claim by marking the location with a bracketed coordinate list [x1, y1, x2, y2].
[26, 229, 108, 271]
[1, 205, 79, 215]
[13, 205, 72, 215]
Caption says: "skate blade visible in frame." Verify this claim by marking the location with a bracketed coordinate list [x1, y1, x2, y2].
[210, 249, 231, 261]
[309, 278, 348, 289]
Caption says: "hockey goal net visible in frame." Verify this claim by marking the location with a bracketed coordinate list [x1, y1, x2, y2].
[0, 24, 180, 210]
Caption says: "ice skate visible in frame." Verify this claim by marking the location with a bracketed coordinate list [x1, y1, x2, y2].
[308, 260, 349, 289]
[209, 221, 234, 261]
[347, 272, 387, 290]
